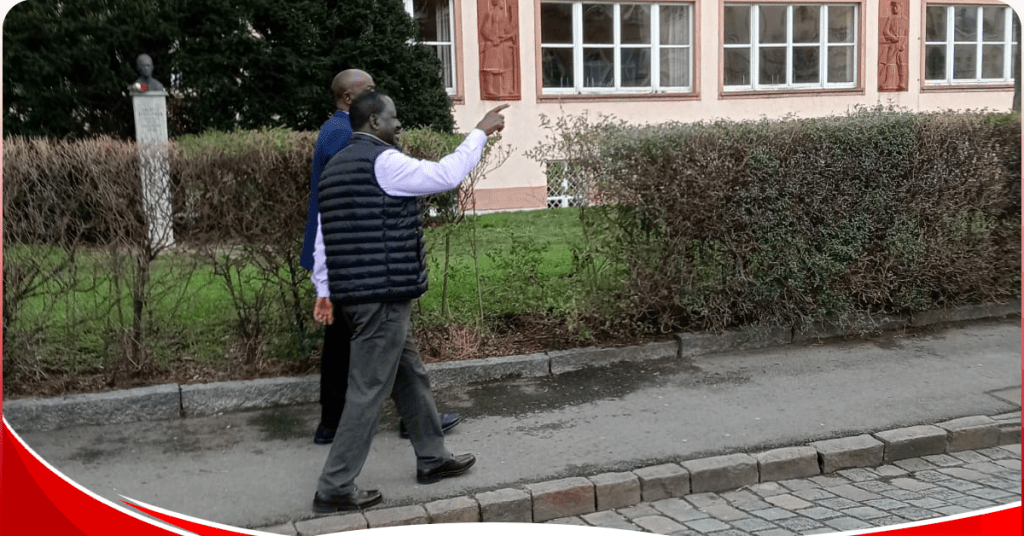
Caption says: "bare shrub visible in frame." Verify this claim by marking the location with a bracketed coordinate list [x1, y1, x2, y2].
[403, 128, 512, 324]
[3, 135, 204, 386]
[171, 129, 318, 366]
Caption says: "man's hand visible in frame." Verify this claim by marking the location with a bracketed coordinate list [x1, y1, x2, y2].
[475, 104, 510, 135]
[314, 297, 334, 326]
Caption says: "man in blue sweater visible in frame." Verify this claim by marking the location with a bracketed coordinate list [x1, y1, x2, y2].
[301, 70, 460, 445]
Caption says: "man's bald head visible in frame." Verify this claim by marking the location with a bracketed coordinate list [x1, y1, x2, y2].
[331, 69, 376, 111]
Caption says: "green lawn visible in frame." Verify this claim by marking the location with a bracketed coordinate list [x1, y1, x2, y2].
[5, 208, 589, 374]
[420, 207, 585, 323]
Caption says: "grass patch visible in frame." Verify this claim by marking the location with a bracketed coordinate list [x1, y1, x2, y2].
[419, 208, 585, 324]
[5, 208, 591, 383]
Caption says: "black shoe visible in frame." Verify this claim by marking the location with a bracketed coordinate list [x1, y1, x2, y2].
[313, 423, 337, 445]
[399, 411, 462, 439]
[312, 488, 383, 514]
[417, 453, 476, 484]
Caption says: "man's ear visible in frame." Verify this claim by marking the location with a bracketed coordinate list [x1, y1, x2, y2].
[368, 113, 380, 131]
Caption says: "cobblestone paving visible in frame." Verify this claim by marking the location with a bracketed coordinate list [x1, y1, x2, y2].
[548, 444, 1021, 535]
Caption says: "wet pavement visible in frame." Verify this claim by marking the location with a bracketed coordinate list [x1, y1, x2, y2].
[547, 444, 1022, 535]
[12, 318, 1021, 530]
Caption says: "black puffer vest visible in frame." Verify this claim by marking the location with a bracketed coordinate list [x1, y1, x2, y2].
[317, 133, 428, 305]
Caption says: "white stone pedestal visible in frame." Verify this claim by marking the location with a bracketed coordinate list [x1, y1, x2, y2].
[131, 91, 173, 249]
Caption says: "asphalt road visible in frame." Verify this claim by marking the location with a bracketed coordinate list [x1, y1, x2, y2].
[14, 318, 1020, 529]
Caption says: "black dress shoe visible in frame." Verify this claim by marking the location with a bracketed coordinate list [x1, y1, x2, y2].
[399, 411, 462, 439]
[313, 423, 337, 445]
[312, 488, 383, 514]
[417, 453, 476, 484]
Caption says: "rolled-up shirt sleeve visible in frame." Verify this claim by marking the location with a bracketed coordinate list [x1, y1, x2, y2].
[311, 214, 330, 298]
[375, 129, 488, 197]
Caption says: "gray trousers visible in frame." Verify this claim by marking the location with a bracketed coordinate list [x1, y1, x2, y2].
[317, 300, 451, 497]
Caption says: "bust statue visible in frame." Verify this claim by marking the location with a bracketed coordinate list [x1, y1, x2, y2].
[132, 54, 165, 93]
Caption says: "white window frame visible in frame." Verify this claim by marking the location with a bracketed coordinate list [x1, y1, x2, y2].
[540, 1, 695, 95]
[924, 4, 1017, 85]
[723, 3, 859, 91]
[405, 0, 458, 95]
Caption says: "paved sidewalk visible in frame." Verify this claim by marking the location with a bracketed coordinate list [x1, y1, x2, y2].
[547, 444, 1021, 535]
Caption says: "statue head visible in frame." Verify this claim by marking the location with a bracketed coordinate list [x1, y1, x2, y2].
[136, 54, 155, 79]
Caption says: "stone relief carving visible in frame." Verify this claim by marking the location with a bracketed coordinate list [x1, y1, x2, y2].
[478, 0, 520, 100]
[878, 0, 909, 92]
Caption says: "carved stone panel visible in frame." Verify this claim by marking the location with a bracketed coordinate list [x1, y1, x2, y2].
[878, 0, 910, 92]
[478, 0, 521, 100]
[132, 94, 169, 145]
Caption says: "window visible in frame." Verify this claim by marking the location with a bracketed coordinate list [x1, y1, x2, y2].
[925, 4, 1018, 85]
[723, 3, 858, 91]
[540, 2, 694, 94]
[406, 0, 457, 94]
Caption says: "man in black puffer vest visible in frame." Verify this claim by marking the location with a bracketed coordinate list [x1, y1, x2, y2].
[309, 91, 509, 513]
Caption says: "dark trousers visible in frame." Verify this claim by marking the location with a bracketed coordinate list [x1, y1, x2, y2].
[317, 300, 449, 496]
[319, 319, 351, 428]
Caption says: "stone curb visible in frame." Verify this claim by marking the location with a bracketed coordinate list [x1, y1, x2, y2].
[268, 411, 1020, 535]
[4, 300, 1019, 432]
[181, 376, 321, 418]
[3, 384, 181, 432]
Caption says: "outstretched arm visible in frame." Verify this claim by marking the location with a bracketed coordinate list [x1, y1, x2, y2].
[376, 105, 509, 197]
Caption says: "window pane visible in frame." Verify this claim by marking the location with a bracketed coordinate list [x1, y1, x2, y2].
[542, 48, 574, 87]
[621, 4, 651, 45]
[827, 45, 855, 83]
[953, 6, 978, 42]
[982, 44, 1004, 78]
[660, 5, 690, 45]
[724, 48, 751, 85]
[583, 3, 613, 44]
[724, 6, 750, 45]
[541, 3, 574, 44]
[982, 7, 1005, 42]
[583, 47, 614, 86]
[925, 45, 946, 79]
[759, 5, 787, 44]
[759, 46, 786, 84]
[621, 48, 651, 86]
[793, 46, 819, 83]
[828, 5, 855, 43]
[660, 48, 690, 86]
[435, 44, 453, 88]
[793, 5, 820, 43]
[953, 44, 977, 79]
[925, 6, 947, 41]
[413, 0, 443, 42]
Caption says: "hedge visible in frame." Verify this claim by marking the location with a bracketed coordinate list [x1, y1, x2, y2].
[528, 107, 1021, 332]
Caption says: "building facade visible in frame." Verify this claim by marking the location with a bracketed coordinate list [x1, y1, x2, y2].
[406, 0, 1018, 211]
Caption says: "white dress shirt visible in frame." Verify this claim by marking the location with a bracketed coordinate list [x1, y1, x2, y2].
[311, 129, 488, 297]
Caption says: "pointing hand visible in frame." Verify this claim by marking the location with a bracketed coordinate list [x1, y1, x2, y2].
[475, 104, 510, 135]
